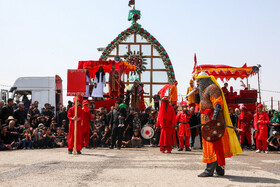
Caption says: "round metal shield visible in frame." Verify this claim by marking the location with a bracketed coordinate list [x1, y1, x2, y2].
[141, 125, 155, 139]
[202, 120, 225, 142]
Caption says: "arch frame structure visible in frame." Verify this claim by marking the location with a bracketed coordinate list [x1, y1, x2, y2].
[99, 23, 176, 101]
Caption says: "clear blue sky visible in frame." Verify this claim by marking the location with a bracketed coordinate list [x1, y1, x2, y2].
[1, 0, 280, 108]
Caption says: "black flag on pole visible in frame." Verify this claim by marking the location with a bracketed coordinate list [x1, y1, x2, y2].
[128, 0, 135, 7]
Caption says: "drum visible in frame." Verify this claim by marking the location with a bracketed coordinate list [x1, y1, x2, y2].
[141, 125, 155, 139]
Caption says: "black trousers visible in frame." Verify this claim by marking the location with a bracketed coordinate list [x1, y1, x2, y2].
[191, 128, 197, 147]
[111, 126, 124, 148]
[190, 127, 203, 148]
[155, 102, 159, 111]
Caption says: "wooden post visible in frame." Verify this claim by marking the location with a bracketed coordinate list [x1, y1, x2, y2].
[73, 96, 78, 155]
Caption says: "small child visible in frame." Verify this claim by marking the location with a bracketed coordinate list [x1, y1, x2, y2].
[22, 129, 33, 149]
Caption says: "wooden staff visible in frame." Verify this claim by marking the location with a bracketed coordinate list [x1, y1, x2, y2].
[255, 102, 259, 135]
[73, 96, 78, 155]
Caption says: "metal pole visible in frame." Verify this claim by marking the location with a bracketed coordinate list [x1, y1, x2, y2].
[278, 100, 280, 111]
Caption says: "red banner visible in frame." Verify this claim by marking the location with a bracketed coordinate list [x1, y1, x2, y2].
[67, 69, 87, 96]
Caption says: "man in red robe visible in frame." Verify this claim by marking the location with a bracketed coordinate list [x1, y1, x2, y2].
[156, 97, 177, 153]
[238, 105, 253, 149]
[176, 101, 191, 151]
[254, 103, 269, 153]
[81, 100, 94, 148]
[68, 97, 83, 154]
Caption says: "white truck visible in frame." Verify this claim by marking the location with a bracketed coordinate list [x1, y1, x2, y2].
[9, 75, 63, 111]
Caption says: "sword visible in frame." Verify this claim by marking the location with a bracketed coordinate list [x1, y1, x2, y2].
[186, 88, 198, 98]
[187, 123, 243, 131]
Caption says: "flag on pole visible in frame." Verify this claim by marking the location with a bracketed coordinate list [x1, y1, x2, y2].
[128, 0, 135, 7]
[67, 69, 87, 96]
[192, 53, 197, 73]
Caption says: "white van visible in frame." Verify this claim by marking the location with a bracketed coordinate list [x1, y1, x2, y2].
[9, 75, 63, 112]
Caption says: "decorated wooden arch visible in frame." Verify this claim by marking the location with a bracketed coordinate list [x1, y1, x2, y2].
[99, 24, 176, 83]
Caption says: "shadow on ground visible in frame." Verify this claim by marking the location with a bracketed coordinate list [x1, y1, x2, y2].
[224, 175, 280, 184]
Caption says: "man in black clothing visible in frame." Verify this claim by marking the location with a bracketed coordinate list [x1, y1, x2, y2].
[124, 107, 135, 140]
[7, 120, 21, 144]
[13, 102, 27, 126]
[1, 99, 14, 123]
[267, 131, 280, 151]
[28, 102, 40, 122]
[110, 101, 126, 149]
[1, 125, 17, 150]
[153, 93, 160, 111]
[229, 107, 237, 128]
[189, 106, 199, 148]
[0, 101, 4, 124]
[42, 103, 54, 127]
[58, 106, 68, 127]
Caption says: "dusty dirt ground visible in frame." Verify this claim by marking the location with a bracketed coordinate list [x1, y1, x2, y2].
[0, 147, 279, 187]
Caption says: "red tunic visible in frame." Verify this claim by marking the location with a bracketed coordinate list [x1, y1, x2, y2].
[238, 112, 253, 132]
[254, 112, 269, 140]
[222, 87, 229, 96]
[82, 105, 93, 134]
[68, 106, 83, 151]
[140, 86, 146, 111]
[156, 102, 177, 147]
[176, 111, 191, 136]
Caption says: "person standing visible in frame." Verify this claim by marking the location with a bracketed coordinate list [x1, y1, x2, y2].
[109, 63, 120, 98]
[156, 97, 177, 153]
[195, 72, 242, 177]
[254, 103, 269, 153]
[189, 106, 199, 149]
[110, 101, 126, 149]
[131, 80, 142, 111]
[176, 101, 191, 151]
[81, 101, 93, 148]
[170, 80, 178, 105]
[153, 92, 160, 111]
[85, 71, 93, 98]
[221, 83, 229, 97]
[91, 66, 106, 99]
[67, 97, 83, 154]
[229, 108, 237, 128]
[238, 105, 253, 149]
[186, 79, 196, 110]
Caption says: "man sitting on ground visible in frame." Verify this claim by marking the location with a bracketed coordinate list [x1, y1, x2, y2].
[131, 129, 142, 148]
[267, 131, 280, 151]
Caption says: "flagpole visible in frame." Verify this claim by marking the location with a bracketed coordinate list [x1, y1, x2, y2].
[73, 96, 77, 155]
